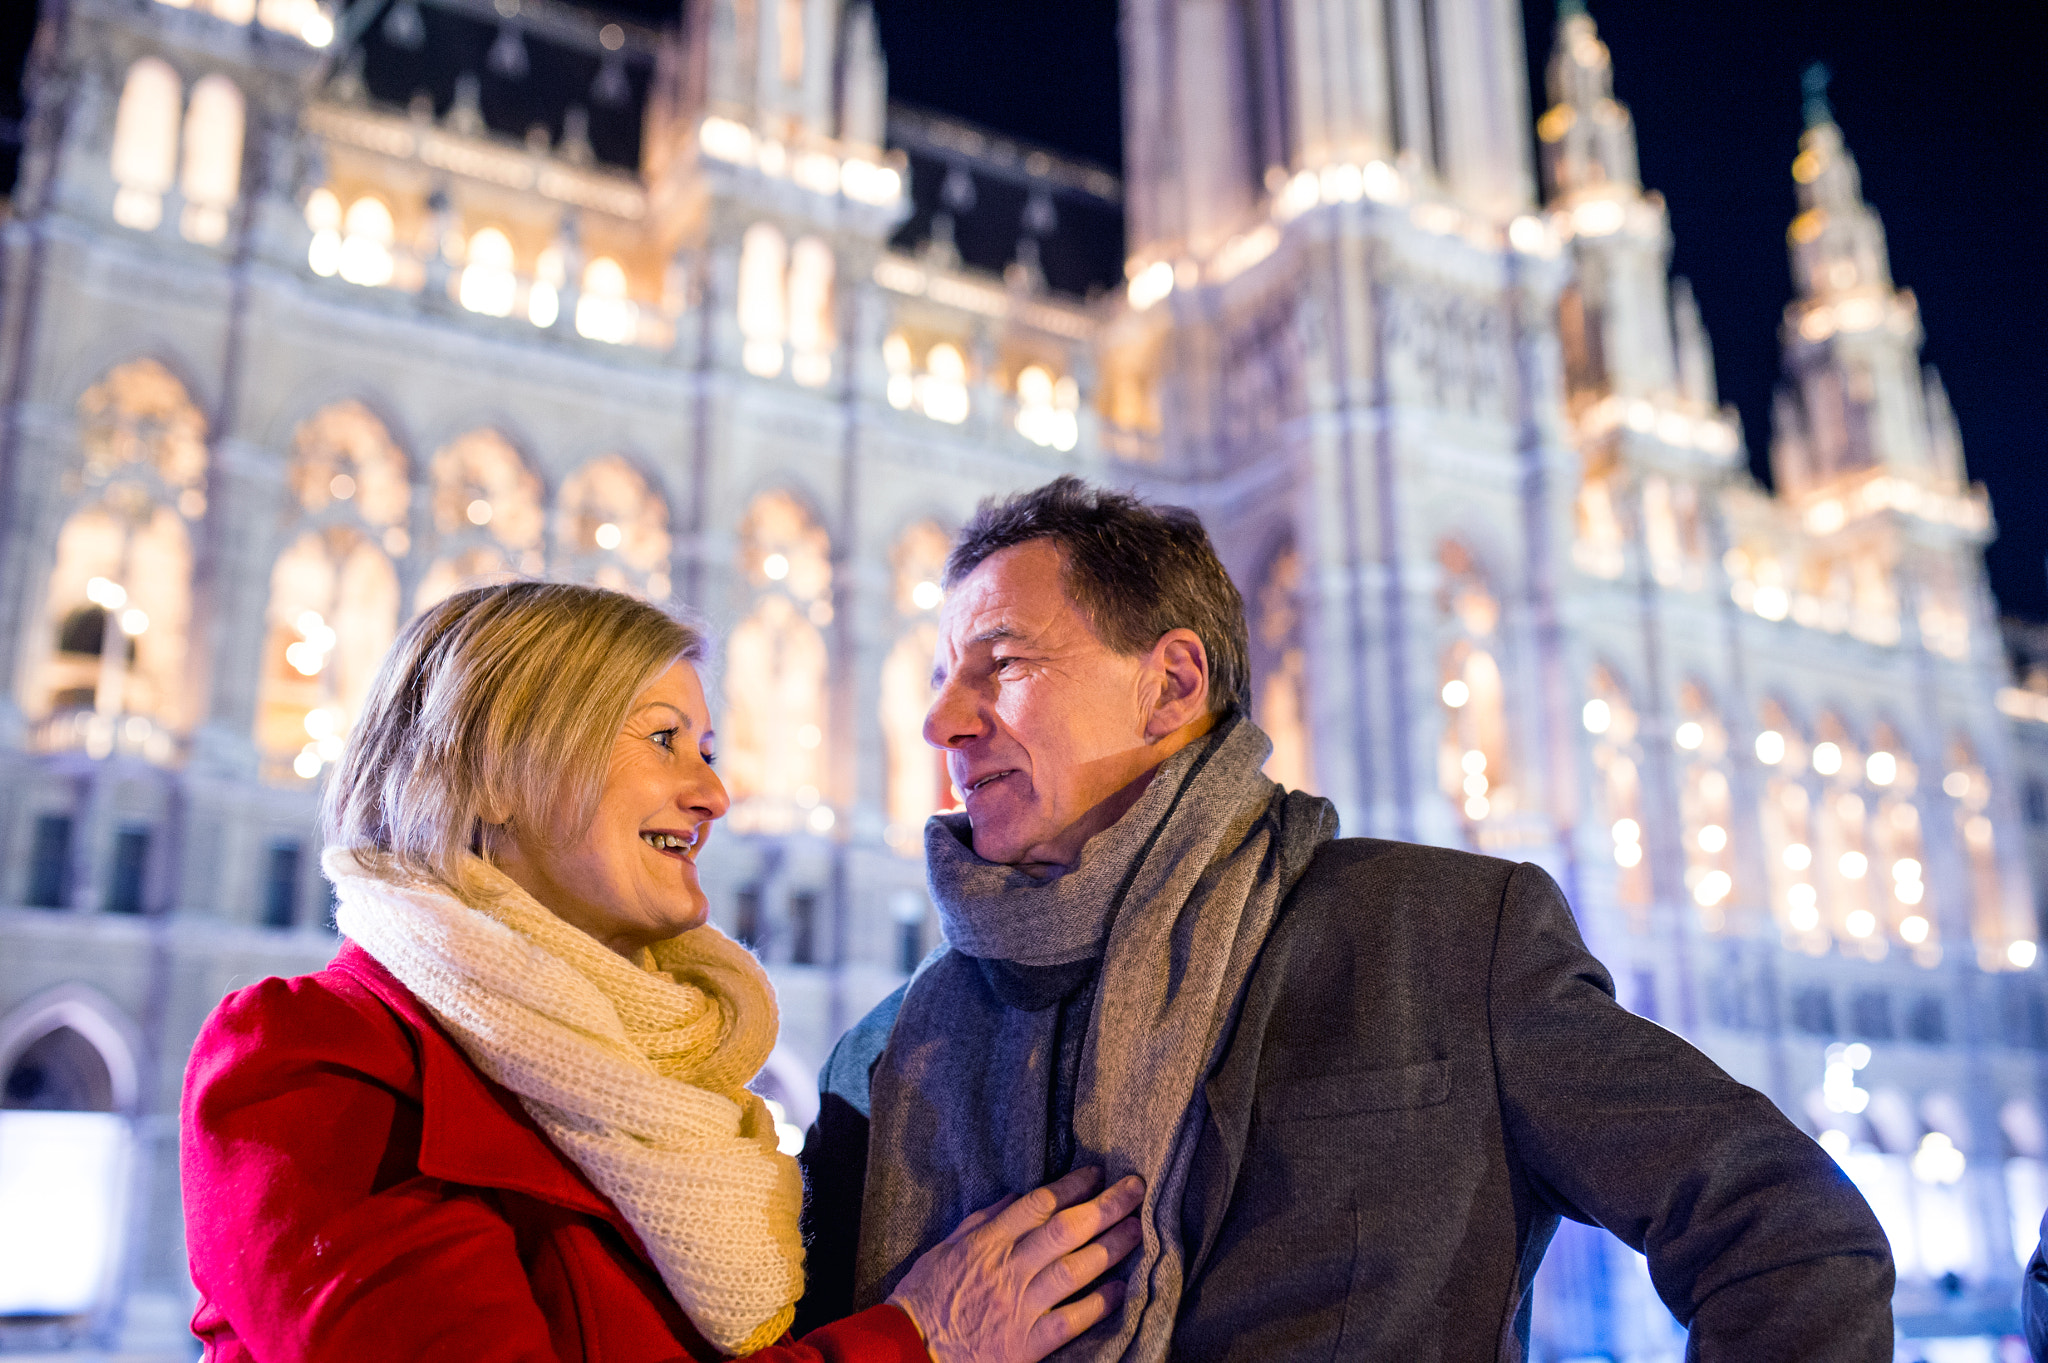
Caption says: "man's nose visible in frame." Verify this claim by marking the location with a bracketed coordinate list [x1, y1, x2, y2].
[924, 673, 984, 750]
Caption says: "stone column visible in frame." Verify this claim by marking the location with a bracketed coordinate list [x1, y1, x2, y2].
[0, 405, 83, 741]
[1177, 0, 1253, 254]
[184, 441, 287, 781]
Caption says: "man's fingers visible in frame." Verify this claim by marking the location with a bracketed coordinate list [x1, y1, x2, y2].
[987, 1166, 1103, 1241]
[1015, 1174, 1144, 1273]
[1025, 1280, 1126, 1359]
[943, 1193, 1017, 1244]
[1025, 1215, 1143, 1312]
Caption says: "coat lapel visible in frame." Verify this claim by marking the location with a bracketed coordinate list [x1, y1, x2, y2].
[332, 944, 645, 1248]
[1184, 883, 1305, 1284]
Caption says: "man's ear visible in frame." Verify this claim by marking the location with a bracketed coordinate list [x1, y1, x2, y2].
[1144, 628, 1211, 740]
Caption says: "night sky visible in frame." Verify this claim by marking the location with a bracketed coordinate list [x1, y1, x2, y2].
[3, 1, 2041, 612]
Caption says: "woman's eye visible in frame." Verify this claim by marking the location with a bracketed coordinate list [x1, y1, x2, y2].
[701, 747, 718, 767]
[651, 728, 678, 751]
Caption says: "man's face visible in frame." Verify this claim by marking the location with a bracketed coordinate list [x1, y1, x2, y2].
[923, 539, 1168, 871]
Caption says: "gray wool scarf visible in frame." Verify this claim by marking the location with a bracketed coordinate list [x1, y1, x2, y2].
[856, 714, 1338, 1362]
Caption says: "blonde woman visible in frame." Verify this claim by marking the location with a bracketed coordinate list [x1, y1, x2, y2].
[180, 582, 1141, 1363]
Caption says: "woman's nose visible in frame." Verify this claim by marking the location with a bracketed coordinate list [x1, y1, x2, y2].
[685, 765, 730, 820]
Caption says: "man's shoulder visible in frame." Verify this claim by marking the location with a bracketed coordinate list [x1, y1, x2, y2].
[1271, 837, 1563, 973]
[1288, 836, 1530, 915]
[819, 981, 908, 1119]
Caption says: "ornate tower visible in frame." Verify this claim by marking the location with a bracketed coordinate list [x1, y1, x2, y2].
[1119, 0, 1535, 265]
[1110, 0, 1576, 863]
[1538, 0, 1744, 601]
[1771, 67, 1968, 507]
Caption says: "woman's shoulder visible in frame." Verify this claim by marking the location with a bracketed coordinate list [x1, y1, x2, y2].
[188, 943, 426, 1098]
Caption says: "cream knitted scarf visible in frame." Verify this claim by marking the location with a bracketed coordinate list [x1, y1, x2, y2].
[326, 848, 804, 1356]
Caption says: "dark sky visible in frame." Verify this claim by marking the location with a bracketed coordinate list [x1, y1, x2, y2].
[6, 0, 2042, 613]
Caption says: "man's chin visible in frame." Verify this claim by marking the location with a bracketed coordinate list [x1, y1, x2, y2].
[965, 815, 1036, 868]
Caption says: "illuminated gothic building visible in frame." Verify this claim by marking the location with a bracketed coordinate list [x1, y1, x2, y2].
[0, 0, 2042, 1355]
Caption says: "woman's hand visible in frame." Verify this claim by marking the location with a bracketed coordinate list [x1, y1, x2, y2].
[886, 1167, 1145, 1363]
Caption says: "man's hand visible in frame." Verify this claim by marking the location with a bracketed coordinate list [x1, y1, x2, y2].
[887, 1167, 1146, 1363]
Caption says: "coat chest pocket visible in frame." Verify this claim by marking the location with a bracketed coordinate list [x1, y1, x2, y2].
[1253, 1057, 1450, 1123]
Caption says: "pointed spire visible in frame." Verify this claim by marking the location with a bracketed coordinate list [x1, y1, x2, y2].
[1671, 278, 1717, 411]
[1801, 62, 1835, 129]
[1786, 77, 1892, 303]
[1537, 3, 1639, 202]
[1923, 366, 1965, 488]
[837, 2, 886, 153]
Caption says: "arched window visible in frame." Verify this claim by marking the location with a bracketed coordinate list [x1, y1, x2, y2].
[338, 196, 395, 288]
[1811, 713, 1881, 956]
[1943, 738, 2033, 969]
[286, 399, 411, 543]
[881, 625, 942, 847]
[881, 521, 953, 851]
[255, 0, 336, 44]
[1866, 721, 1930, 957]
[777, 0, 805, 86]
[1918, 559, 1970, 661]
[528, 245, 566, 328]
[32, 362, 207, 754]
[724, 492, 831, 834]
[556, 456, 671, 598]
[256, 403, 409, 781]
[110, 59, 181, 232]
[786, 235, 835, 387]
[417, 430, 543, 610]
[1437, 542, 1511, 832]
[575, 256, 637, 345]
[304, 187, 342, 276]
[1641, 475, 1704, 590]
[1251, 541, 1313, 793]
[1754, 698, 1820, 941]
[458, 227, 518, 317]
[1583, 665, 1649, 921]
[0, 997, 135, 1318]
[1674, 681, 1734, 929]
[883, 333, 972, 423]
[919, 342, 970, 424]
[1013, 363, 1080, 451]
[738, 222, 789, 377]
[178, 74, 244, 244]
[259, 532, 399, 781]
[1572, 470, 1625, 579]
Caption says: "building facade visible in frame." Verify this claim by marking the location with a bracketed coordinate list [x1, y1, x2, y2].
[0, 0, 2042, 1357]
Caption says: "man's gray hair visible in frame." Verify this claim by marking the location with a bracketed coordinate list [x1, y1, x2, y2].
[945, 476, 1251, 715]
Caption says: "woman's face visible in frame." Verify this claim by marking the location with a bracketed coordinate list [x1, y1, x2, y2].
[498, 660, 729, 957]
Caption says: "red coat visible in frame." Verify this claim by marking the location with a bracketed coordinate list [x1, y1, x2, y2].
[181, 941, 924, 1363]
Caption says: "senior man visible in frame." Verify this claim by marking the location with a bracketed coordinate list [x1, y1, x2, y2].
[798, 477, 1893, 1361]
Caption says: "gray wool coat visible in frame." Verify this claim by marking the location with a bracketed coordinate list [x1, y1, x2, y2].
[797, 838, 1895, 1361]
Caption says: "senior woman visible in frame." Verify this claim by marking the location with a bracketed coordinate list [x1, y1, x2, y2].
[181, 582, 1141, 1363]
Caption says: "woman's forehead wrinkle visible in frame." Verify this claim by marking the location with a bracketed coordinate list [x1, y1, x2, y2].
[633, 699, 689, 729]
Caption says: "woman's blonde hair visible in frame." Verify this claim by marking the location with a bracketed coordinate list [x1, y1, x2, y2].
[323, 581, 705, 884]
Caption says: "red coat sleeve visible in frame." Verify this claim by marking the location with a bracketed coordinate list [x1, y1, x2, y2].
[181, 974, 568, 1363]
[181, 973, 929, 1363]
[769, 1306, 929, 1363]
